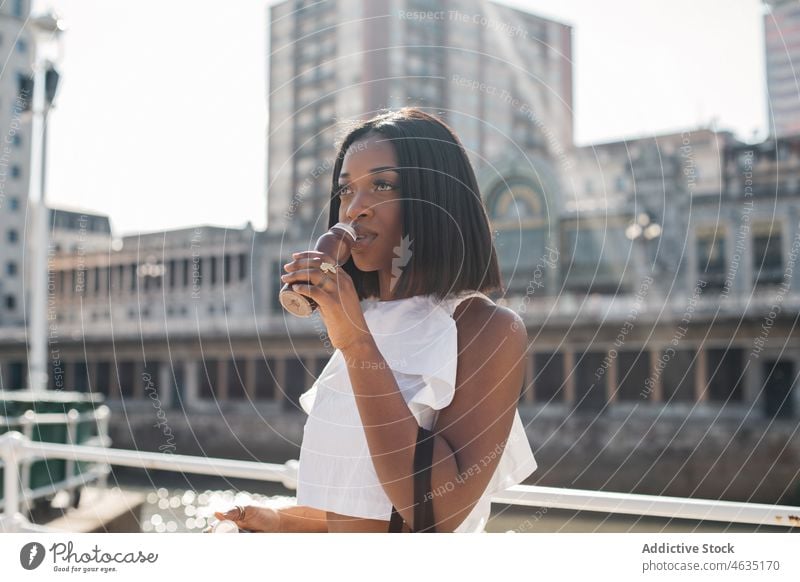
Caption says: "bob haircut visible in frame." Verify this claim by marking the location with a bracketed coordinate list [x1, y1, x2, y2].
[328, 107, 504, 302]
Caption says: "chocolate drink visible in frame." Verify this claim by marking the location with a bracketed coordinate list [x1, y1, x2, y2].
[279, 221, 357, 317]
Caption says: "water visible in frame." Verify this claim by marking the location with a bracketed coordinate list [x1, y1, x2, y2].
[138, 487, 296, 533]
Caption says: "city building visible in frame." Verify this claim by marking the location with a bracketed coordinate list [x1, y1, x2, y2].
[49, 206, 113, 254]
[0, 0, 33, 328]
[764, 0, 800, 137]
[266, 0, 574, 291]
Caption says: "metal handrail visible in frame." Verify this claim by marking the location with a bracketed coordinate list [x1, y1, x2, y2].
[0, 405, 111, 514]
[1, 431, 797, 532]
[491, 485, 800, 528]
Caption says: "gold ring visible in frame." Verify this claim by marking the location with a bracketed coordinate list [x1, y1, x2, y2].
[235, 505, 245, 521]
[320, 261, 338, 275]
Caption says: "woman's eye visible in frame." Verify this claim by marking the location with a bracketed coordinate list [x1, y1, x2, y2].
[337, 185, 352, 197]
[375, 182, 395, 191]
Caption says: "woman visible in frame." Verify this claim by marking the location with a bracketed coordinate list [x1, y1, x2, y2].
[216, 107, 537, 533]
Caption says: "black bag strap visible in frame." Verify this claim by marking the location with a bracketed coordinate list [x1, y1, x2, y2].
[388, 424, 436, 533]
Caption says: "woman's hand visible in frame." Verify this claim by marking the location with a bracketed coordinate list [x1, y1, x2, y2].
[211, 505, 280, 533]
[281, 251, 372, 351]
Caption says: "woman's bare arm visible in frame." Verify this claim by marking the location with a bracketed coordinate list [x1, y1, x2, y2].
[214, 504, 328, 532]
[276, 505, 328, 532]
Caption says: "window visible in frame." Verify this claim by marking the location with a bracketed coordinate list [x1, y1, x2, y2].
[6, 261, 17, 276]
[706, 348, 743, 404]
[118, 362, 135, 397]
[533, 352, 565, 403]
[200, 359, 218, 400]
[696, 227, 727, 291]
[255, 358, 277, 400]
[7, 229, 18, 243]
[13, 0, 25, 19]
[16, 72, 33, 111]
[228, 359, 248, 400]
[5, 295, 16, 310]
[224, 255, 231, 284]
[11, 165, 21, 179]
[574, 350, 607, 412]
[12, 134, 21, 148]
[15, 39, 26, 53]
[210, 256, 217, 285]
[9, 197, 19, 210]
[9, 361, 24, 389]
[752, 223, 783, 286]
[661, 349, 696, 402]
[195, 258, 203, 287]
[617, 351, 651, 401]
[238, 253, 247, 280]
[168, 259, 176, 288]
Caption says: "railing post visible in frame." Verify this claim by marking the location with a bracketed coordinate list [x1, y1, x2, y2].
[0, 431, 29, 531]
[65, 409, 78, 500]
[95, 406, 110, 489]
[20, 411, 35, 514]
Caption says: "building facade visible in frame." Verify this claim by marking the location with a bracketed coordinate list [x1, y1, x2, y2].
[764, 0, 800, 137]
[266, 0, 573, 257]
[0, 0, 33, 328]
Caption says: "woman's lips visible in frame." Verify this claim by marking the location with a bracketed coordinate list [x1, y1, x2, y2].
[352, 233, 377, 250]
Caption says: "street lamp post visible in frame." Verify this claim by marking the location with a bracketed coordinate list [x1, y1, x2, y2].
[25, 12, 66, 391]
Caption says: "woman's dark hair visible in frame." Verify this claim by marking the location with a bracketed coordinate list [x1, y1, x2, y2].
[328, 107, 503, 302]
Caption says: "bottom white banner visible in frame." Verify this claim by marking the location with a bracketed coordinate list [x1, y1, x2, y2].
[0, 532, 797, 581]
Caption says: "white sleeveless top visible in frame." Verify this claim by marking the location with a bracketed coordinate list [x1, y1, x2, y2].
[296, 290, 538, 533]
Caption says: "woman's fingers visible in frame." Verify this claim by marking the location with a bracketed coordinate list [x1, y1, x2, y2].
[283, 256, 322, 272]
[284, 253, 338, 273]
[288, 251, 336, 266]
[213, 510, 235, 522]
[280, 267, 327, 284]
[212, 506, 280, 533]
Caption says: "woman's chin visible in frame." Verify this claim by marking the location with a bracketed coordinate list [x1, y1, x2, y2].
[350, 254, 380, 272]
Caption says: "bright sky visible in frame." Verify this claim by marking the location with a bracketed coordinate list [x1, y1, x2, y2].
[32, 0, 767, 236]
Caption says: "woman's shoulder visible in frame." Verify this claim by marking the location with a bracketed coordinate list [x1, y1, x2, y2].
[451, 291, 519, 325]
[451, 292, 526, 349]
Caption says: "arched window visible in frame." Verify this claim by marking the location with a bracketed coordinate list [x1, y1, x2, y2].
[488, 178, 550, 295]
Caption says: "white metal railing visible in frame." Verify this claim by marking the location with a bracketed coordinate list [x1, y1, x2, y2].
[1, 430, 798, 532]
[1, 406, 111, 520]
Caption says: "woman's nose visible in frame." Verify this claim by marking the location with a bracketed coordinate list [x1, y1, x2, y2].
[344, 192, 374, 221]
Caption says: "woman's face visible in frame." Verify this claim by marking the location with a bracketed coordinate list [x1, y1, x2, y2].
[336, 133, 404, 279]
